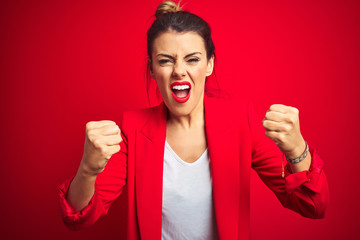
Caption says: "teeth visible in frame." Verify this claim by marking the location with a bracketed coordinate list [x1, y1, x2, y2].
[172, 85, 190, 90]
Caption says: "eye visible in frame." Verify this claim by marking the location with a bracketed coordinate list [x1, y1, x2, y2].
[159, 59, 172, 65]
[187, 58, 200, 63]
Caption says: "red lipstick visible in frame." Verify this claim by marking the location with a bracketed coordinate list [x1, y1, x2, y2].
[170, 81, 191, 103]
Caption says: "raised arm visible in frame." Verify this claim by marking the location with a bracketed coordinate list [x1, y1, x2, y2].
[58, 120, 128, 230]
[249, 102, 329, 218]
[67, 120, 122, 211]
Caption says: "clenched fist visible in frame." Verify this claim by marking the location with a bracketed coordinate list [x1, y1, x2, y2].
[262, 104, 306, 159]
[80, 120, 122, 176]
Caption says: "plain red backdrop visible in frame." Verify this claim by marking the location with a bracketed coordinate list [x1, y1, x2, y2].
[0, 0, 359, 239]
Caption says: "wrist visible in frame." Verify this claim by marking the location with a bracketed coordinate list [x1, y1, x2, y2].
[286, 141, 309, 164]
[285, 139, 306, 159]
[77, 160, 100, 180]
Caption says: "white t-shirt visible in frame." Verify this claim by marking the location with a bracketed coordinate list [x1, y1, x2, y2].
[161, 141, 218, 240]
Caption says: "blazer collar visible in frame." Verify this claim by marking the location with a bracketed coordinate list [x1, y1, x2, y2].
[139, 101, 167, 143]
[135, 102, 167, 239]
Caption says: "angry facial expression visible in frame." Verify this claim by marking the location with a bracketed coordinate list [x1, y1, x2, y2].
[150, 30, 214, 117]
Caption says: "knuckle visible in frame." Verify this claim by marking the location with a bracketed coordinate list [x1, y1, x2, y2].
[265, 111, 271, 119]
[283, 125, 291, 132]
[270, 103, 277, 108]
[86, 121, 98, 130]
[264, 130, 270, 137]
[106, 125, 115, 132]
[101, 120, 115, 125]
[93, 139, 102, 148]
[262, 120, 267, 128]
[86, 121, 93, 128]
[87, 135, 95, 143]
[108, 124, 120, 134]
[290, 116, 297, 124]
[278, 134, 285, 143]
[115, 145, 121, 153]
[270, 104, 282, 111]
[99, 147, 108, 156]
[292, 107, 299, 114]
[87, 129, 95, 137]
[286, 115, 295, 124]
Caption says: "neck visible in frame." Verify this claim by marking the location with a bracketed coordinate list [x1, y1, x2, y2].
[167, 97, 205, 130]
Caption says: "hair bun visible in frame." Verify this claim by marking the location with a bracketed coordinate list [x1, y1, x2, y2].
[155, 0, 183, 17]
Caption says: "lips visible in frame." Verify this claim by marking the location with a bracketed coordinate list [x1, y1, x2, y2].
[170, 81, 191, 103]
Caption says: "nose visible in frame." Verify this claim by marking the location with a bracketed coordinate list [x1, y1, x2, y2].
[172, 61, 186, 79]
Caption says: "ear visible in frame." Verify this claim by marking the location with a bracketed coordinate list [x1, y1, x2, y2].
[205, 55, 214, 77]
[148, 58, 155, 78]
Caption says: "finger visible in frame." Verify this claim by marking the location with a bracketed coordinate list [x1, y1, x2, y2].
[86, 120, 116, 129]
[263, 120, 288, 132]
[265, 130, 277, 139]
[264, 110, 287, 122]
[264, 130, 284, 144]
[104, 134, 122, 146]
[87, 125, 119, 140]
[104, 145, 121, 159]
[100, 124, 120, 136]
[269, 104, 288, 114]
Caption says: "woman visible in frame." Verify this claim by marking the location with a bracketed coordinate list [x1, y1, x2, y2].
[58, 1, 329, 239]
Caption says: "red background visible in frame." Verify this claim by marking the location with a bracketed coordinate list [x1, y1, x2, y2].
[1, 0, 359, 239]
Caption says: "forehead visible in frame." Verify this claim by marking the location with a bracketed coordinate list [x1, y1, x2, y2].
[152, 31, 206, 56]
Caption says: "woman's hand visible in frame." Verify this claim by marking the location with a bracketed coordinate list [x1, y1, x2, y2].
[79, 120, 122, 177]
[262, 104, 306, 159]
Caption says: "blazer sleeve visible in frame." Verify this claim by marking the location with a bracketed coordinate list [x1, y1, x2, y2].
[57, 115, 129, 230]
[248, 102, 329, 219]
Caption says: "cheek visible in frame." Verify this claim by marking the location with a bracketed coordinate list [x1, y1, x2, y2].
[153, 66, 171, 80]
[153, 69, 170, 96]
[153, 68, 167, 83]
[155, 78, 167, 94]
[190, 65, 208, 85]
[190, 67, 207, 100]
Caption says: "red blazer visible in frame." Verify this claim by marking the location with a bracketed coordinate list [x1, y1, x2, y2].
[58, 94, 329, 239]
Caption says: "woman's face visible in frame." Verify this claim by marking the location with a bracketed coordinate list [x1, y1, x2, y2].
[150, 30, 214, 117]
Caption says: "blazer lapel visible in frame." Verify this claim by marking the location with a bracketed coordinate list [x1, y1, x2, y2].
[204, 94, 241, 239]
[135, 102, 167, 239]
[135, 96, 242, 239]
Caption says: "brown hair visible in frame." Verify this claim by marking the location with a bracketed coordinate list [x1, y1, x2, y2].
[147, 0, 215, 61]
[146, 1, 219, 104]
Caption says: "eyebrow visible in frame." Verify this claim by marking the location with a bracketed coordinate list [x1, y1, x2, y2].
[156, 52, 202, 59]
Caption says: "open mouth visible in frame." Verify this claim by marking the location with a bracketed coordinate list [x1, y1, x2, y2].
[171, 81, 191, 103]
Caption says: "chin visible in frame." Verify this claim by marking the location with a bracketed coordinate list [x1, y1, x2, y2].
[164, 94, 203, 118]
